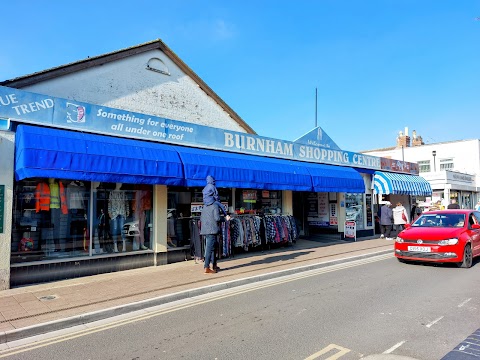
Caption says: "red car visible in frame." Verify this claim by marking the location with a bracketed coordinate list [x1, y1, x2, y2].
[395, 210, 480, 268]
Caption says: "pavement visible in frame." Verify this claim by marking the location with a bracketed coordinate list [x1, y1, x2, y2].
[0, 236, 394, 344]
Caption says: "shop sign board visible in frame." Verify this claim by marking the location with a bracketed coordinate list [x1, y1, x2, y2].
[0, 185, 4, 233]
[0, 86, 419, 174]
[242, 190, 257, 203]
[345, 220, 356, 241]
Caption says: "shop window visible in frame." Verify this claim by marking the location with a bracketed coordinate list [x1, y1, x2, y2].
[166, 186, 231, 248]
[345, 193, 365, 230]
[417, 160, 430, 173]
[234, 189, 282, 215]
[92, 183, 153, 254]
[11, 178, 91, 263]
[440, 158, 454, 170]
[11, 179, 155, 263]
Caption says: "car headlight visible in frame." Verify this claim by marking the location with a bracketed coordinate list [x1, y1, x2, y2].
[438, 238, 458, 245]
[396, 237, 404, 243]
[130, 223, 138, 229]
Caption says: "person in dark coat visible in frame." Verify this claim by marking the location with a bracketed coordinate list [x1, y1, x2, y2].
[200, 203, 230, 274]
[202, 175, 227, 216]
[380, 201, 393, 240]
[447, 199, 460, 209]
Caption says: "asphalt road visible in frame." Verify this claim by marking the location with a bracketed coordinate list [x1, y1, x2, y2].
[2, 254, 480, 360]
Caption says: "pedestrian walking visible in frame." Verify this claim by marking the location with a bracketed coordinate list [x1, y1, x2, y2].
[380, 201, 393, 240]
[475, 200, 480, 211]
[392, 202, 409, 235]
[412, 206, 422, 223]
[447, 199, 460, 209]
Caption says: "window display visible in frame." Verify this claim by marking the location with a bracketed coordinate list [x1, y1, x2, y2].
[345, 193, 365, 230]
[11, 178, 90, 262]
[93, 183, 153, 254]
[11, 179, 154, 263]
[234, 189, 282, 214]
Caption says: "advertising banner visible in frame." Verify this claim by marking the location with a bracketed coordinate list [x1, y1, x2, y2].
[0, 86, 420, 174]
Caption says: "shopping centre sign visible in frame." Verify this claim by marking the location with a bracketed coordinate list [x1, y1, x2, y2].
[0, 86, 418, 174]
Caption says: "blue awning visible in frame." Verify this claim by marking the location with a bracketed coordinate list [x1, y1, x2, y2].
[172, 146, 314, 191]
[373, 171, 432, 196]
[14, 125, 185, 185]
[14, 124, 366, 193]
[305, 163, 365, 193]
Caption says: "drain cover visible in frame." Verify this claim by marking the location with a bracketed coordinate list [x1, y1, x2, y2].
[39, 295, 58, 301]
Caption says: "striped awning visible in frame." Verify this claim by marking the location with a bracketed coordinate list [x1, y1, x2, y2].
[373, 171, 432, 196]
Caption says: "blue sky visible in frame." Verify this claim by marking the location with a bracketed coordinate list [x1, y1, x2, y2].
[1, 1, 479, 152]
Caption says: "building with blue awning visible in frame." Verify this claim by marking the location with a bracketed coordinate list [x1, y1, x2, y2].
[0, 40, 429, 288]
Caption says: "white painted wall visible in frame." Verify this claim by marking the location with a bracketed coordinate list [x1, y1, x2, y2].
[0, 131, 14, 289]
[363, 139, 480, 190]
[21, 49, 247, 132]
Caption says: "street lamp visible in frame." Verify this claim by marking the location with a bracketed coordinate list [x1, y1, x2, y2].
[432, 150, 437, 172]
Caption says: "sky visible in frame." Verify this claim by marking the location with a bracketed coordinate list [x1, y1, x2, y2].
[1, 1, 479, 152]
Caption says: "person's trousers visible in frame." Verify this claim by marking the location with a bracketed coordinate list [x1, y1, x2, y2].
[204, 234, 216, 269]
[380, 224, 392, 237]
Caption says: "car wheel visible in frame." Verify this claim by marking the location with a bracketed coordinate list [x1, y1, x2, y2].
[397, 258, 407, 264]
[457, 244, 473, 268]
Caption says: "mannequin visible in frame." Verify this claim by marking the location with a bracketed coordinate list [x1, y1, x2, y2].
[35, 178, 68, 252]
[67, 180, 87, 252]
[132, 185, 151, 250]
[108, 183, 129, 252]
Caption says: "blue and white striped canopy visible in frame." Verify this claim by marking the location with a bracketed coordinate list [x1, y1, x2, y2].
[373, 171, 432, 196]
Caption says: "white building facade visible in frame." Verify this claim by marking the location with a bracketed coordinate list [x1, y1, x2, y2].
[363, 135, 480, 210]
[0, 41, 430, 288]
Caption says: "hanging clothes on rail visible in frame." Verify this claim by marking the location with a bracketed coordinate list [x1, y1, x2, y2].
[264, 215, 298, 244]
[189, 218, 202, 262]
[230, 215, 262, 251]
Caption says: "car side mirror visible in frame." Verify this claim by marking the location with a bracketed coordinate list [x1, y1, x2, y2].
[404, 223, 412, 229]
[471, 224, 480, 230]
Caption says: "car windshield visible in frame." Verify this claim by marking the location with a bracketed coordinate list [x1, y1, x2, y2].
[412, 213, 465, 228]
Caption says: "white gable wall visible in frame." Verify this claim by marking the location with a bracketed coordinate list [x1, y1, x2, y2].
[20, 49, 247, 132]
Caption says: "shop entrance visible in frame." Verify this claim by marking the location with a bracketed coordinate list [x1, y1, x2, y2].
[292, 191, 339, 237]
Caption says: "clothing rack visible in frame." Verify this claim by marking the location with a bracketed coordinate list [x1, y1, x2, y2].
[183, 213, 299, 262]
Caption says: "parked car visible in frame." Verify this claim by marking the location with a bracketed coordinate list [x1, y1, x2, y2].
[395, 210, 480, 268]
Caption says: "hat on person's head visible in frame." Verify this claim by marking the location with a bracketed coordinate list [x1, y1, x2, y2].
[206, 175, 215, 185]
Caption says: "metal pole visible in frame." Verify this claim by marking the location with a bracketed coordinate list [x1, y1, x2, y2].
[315, 87, 318, 128]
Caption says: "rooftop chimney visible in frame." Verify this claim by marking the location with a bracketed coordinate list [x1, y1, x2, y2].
[411, 129, 424, 146]
[396, 127, 411, 148]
